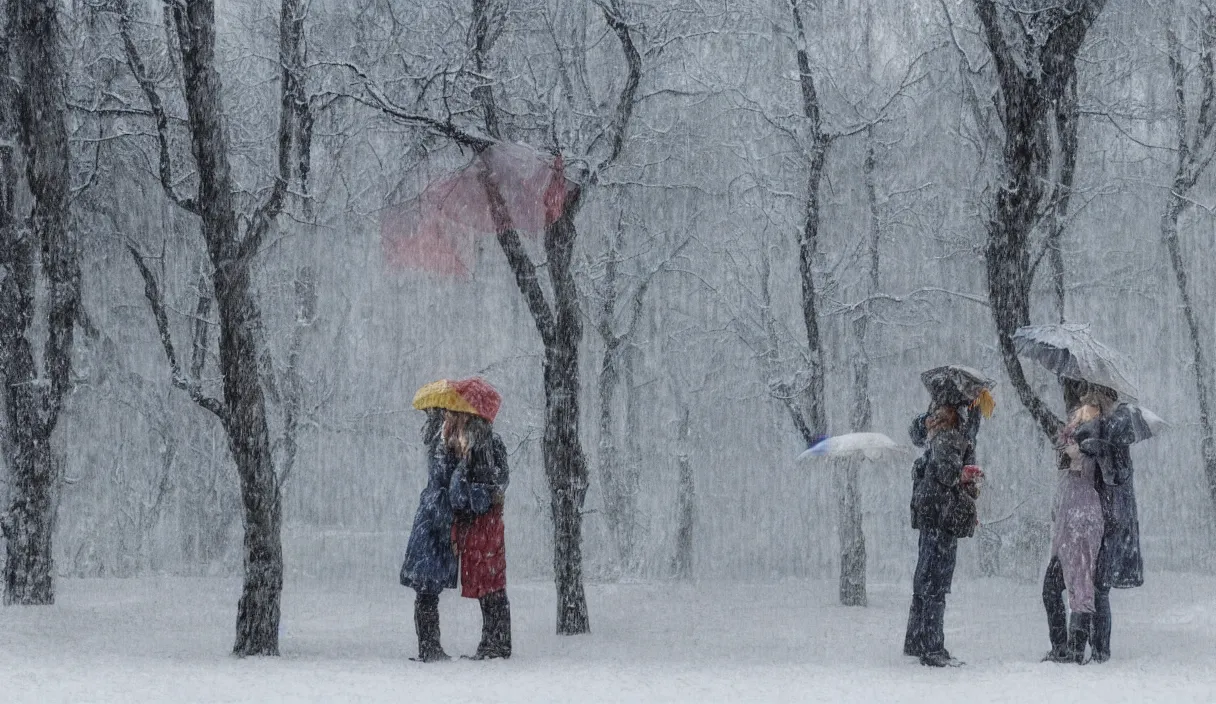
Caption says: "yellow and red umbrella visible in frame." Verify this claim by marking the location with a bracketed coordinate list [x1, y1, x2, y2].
[412, 377, 502, 422]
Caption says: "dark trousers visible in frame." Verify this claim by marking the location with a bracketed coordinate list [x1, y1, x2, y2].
[904, 528, 958, 656]
[1043, 558, 1111, 657]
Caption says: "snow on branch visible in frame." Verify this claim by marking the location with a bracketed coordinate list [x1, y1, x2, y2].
[116, 3, 198, 216]
[126, 244, 226, 422]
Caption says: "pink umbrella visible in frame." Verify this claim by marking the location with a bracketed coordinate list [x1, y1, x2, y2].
[382, 142, 574, 277]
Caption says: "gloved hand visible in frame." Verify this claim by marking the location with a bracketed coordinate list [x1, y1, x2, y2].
[1079, 438, 1105, 457]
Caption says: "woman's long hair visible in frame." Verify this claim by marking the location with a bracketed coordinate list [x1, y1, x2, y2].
[422, 408, 443, 448]
[925, 404, 960, 436]
[463, 414, 494, 466]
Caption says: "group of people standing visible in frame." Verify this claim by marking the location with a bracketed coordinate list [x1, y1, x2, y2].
[399, 378, 513, 662]
[902, 376, 1143, 668]
[398, 372, 1143, 668]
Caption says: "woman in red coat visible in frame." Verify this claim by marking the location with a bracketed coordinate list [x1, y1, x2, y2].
[444, 410, 512, 659]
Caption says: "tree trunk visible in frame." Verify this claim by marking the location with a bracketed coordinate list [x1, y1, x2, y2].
[1045, 74, 1078, 324]
[1161, 194, 1216, 510]
[620, 346, 642, 573]
[835, 457, 865, 606]
[788, 0, 827, 440]
[797, 151, 828, 438]
[984, 80, 1060, 440]
[2, 450, 58, 605]
[216, 269, 283, 656]
[172, 0, 291, 655]
[835, 133, 884, 608]
[0, 0, 78, 606]
[1162, 16, 1216, 516]
[596, 236, 638, 576]
[672, 406, 694, 581]
[973, 0, 1106, 441]
[543, 204, 591, 635]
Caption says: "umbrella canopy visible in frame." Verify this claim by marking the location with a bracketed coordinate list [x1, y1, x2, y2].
[797, 432, 909, 462]
[412, 377, 502, 422]
[382, 142, 575, 277]
[1013, 323, 1138, 400]
[1125, 404, 1167, 443]
[920, 365, 996, 412]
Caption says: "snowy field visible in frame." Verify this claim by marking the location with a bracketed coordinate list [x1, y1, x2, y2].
[1, 574, 1214, 703]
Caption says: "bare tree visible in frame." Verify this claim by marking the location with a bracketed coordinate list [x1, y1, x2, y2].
[972, 0, 1108, 440]
[117, 0, 309, 655]
[1162, 4, 1216, 510]
[786, 0, 829, 446]
[0, 0, 82, 606]
[776, 0, 926, 606]
[594, 218, 650, 576]
[345, 0, 644, 634]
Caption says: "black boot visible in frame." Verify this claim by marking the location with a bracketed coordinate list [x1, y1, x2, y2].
[904, 596, 925, 657]
[918, 597, 961, 667]
[1091, 589, 1111, 663]
[1041, 606, 1070, 662]
[413, 593, 449, 662]
[469, 591, 512, 660]
[1041, 559, 1070, 662]
[1068, 612, 1092, 664]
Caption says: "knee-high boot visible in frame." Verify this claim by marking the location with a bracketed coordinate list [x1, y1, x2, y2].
[1042, 560, 1069, 662]
[904, 596, 926, 656]
[472, 591, 512, 660]
[1068, 612, 1092, 665]
[413, 593, 449, 662]
[1091, 588, 1111, 663]
[918, 597, 959, 667]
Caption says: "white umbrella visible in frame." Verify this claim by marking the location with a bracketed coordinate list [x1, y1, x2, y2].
[797, 432, 911, 463]
[1013, 323, 1139, 400]
[1125, 404, 1168, 442]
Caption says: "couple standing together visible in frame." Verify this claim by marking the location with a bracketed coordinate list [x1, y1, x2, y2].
[903, 376, 1143, 667]
[399, 378, 513, 662]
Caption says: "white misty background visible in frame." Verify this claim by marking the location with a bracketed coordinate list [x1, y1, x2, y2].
[0, 0, 1211, 639]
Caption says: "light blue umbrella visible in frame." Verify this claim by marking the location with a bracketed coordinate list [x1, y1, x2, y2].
[797, 432, 910, 462]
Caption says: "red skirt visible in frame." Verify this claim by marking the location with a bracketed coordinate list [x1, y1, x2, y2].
[452, 505, 507, 599]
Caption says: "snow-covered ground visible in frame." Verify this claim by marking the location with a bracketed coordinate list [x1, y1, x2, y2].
[1, 574, 1214, 703]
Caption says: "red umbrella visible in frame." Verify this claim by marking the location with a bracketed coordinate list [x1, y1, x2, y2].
[382, 142, 573, 277]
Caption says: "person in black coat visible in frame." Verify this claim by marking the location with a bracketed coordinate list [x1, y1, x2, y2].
[1047, 386, 1142, 663]
[903, 403, 981, 667]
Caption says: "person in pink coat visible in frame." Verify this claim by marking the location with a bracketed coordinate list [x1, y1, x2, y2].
[1042, 403, 1105, 663]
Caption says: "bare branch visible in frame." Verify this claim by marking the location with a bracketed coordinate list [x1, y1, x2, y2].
[326, 60, 491, 149]
[598, 0, 642, 168]
[190, 274, 211, 380]
[126, 244, 225, 421]
[117, 2, 198, 215]
[236, 0, 307, 266]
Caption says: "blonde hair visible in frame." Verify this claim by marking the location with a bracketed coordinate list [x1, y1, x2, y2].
[1070, 404, 1101, 426]
[1080, 388, 1117, 416]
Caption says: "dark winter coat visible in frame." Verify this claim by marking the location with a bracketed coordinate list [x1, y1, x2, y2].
[451, 434, 510, 598]
[400, 437, 460, 595]
[1075, 404, 1144, 589]
[450, 434, 510, 518]
[910, 417, 978, 538]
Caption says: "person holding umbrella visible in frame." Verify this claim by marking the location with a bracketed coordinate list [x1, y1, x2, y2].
[1013, 325, 1152, 664]
[1041, 384, 1143, 664]
[399, 404, 459, 662]
[903, 366, 993, 667]
[403, 377, 512, 661]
